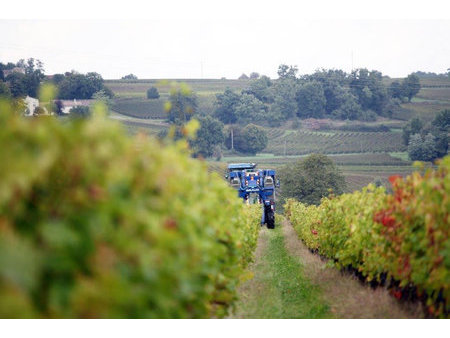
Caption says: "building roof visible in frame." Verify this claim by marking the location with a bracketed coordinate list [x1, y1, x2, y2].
[57, 99, 94, 107]
[3, 67, 25, 77]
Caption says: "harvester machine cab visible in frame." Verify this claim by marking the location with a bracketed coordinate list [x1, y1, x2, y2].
[226, 163, 279, 229]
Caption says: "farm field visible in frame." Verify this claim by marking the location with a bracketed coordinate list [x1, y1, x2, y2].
[107, 76, 449, 194]
[4, 15, 450, 323]
[109, 111, 169, 136]
[220, 152, 410, 168]
[105, 79, 250, 98]
[264, 129, 406, 155]
[113, 98, 167, 119]
[106, 76, 450, 129]
[216, 154, 415, 192]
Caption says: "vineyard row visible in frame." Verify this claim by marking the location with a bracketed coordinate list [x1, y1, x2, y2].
[284, 157, 449, 317]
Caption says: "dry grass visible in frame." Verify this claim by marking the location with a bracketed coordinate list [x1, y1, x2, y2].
[281, 219, 424, 319]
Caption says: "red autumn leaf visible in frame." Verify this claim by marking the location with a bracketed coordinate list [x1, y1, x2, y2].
[382, 215, 396, 227]
[389, 175, 402, 186]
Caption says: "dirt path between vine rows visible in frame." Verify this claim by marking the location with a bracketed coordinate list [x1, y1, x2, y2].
[281, 218, 424, 318]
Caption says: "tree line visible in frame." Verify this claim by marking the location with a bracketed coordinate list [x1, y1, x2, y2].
[214, 64, 421, 126]
[0, 59, 113, 101]
[158, 83, 268, 158]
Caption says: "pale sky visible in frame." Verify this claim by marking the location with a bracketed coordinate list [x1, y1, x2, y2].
[1, 18, 449, 79]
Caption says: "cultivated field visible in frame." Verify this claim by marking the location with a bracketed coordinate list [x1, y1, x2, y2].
[105, 76, 449, 193]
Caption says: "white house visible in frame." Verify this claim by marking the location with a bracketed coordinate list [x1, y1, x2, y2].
[24, 96, 39, 116]
[58, 99, 94, 114]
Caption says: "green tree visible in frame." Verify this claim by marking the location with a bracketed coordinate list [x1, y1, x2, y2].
[121, 74, 138, 80]
[308, 69, 348, 114]
[214, 89, 240, 124]
[432, 109, 450, 129]
[51, 74, 65, 84]
[6, 72, 28, 97]
[0, 80, 11, 98]
[190, 116, 225, 158]
[331, 91, 363, 120]
[407, 133, 437, 162]
[271, 78, 299, 120]
[238, 73, 249, 80]
[22, 58, 45, 97]
[167, 84, 198, 124]
[4, 58, 46, 98]
[430, 110, 450, 158]
[296, 81, 326, 118]
[402, 74, 421, 102]
[249, 72, 260, 79]
[54, 100, 64, 115]
[389, 80, 404, 99]
[277, 64, 298, 79]
[402, 117, 424, 145]
[232, 124, 268, 155]
[147, 86, 160, 99]
[234, 94, 268, 125]
[279, 154, 346, 205]
[243, 75, 274, 103]
[349, 69, 388, 114]
[421, 133, 438, 161]
[407, 133, 423, 161]
[58, 72, 107, 99]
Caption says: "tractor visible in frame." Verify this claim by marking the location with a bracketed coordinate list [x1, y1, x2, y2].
[225, 163, 279, 229]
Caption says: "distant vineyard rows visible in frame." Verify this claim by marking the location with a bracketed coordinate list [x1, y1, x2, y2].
[112, 98, 167, 119]
[266, 129, 406, 155]
[112, 96, 216, 120]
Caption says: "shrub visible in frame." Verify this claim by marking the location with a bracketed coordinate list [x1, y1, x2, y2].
[147, 86, 160, 99]
[236, 124, 268, 155]
[279, 154, 346, 205]
[69, 105, 90, 118]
